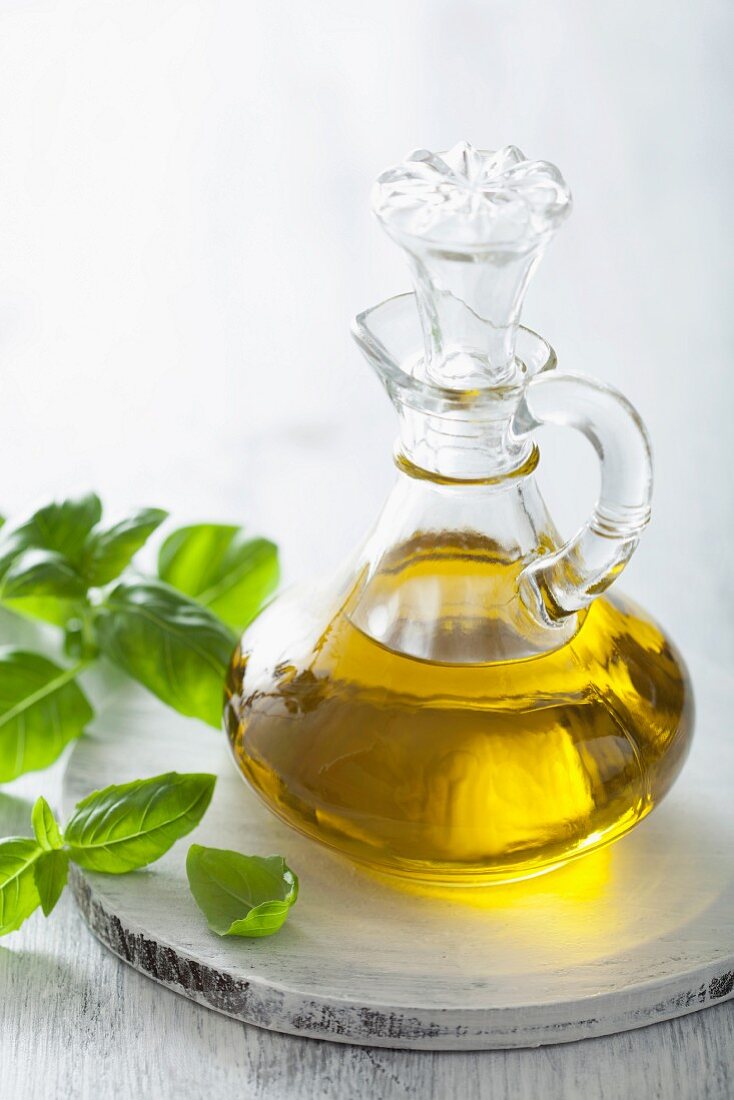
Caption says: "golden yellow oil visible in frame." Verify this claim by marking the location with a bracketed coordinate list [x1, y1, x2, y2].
[225, 539, 693, 885]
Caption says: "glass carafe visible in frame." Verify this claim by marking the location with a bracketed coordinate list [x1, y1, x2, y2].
[225, 144, 693, 886]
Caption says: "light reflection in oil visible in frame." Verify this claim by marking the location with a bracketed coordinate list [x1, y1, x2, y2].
[356, 843, 612, 915]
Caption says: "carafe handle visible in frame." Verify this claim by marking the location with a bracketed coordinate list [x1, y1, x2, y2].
[516, 372, 652, 626]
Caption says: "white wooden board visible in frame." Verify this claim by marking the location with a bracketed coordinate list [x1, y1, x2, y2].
[61, 655, 734, 1051]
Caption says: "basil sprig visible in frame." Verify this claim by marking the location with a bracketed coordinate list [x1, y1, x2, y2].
[0, 497, 297, 944]
[0, 777, 299, 943]
[0, 495, 278, 772]
[0, 772, 215, 936]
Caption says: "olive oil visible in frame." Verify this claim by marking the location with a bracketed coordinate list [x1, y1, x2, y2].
[225, 540, 693, 885]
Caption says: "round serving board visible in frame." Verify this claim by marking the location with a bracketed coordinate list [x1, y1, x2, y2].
[62, 655, 734, 1051]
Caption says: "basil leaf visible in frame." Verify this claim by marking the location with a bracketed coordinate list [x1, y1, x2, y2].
[0, 649, 93, 782]
[81, 508, 168, 586]
[4, 596, 81, 628]
[159, 525, 279, 632]
[186, 845, 298, 938]
[96, 579, 235, 727]
[25, 492, 102, 556]
[0, 837, 42, 935]
[64, 771, 216, 873]
[32, 796, 63, 851]
[34, 849, 69, 916]
[0, 548, 89, 600]
[0, 493, 102, 577]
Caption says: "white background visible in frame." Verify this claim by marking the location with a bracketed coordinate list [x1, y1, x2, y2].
[0, 0, 732, 662]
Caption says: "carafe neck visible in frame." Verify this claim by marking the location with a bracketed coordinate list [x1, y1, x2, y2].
[352, 293, 556, 482]
[394, 398, 538, 483]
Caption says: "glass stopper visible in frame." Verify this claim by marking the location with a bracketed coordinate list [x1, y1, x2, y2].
[372, 142, 572, 388]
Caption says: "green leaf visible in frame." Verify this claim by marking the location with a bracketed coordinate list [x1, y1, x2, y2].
[0, 493, 102, 577]
[0, 548, 89, 600]
[32, 796, 63, 851]
[0, 837, 43, 935]
[81, 508, 168, 586]
[0, 494, 101, 609]
[186, 845, 298, 938]
[96, 579, 236, 728]
[0, 649, 93, 782]
[34, 849, 69, 916]
[26, 492, 102, 557]
[4, 596, 81, 628]
[159, 525, 279, 632]
[64, 771, 216, 873]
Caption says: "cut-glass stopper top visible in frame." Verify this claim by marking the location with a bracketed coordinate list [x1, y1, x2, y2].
[372, 142, 572, 250]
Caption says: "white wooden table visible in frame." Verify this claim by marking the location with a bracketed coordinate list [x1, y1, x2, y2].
[2, 762, 732, 1100]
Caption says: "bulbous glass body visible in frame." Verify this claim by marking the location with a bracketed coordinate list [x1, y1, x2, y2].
[225, 524, 693, 885]
[225, 143, 694, 885]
